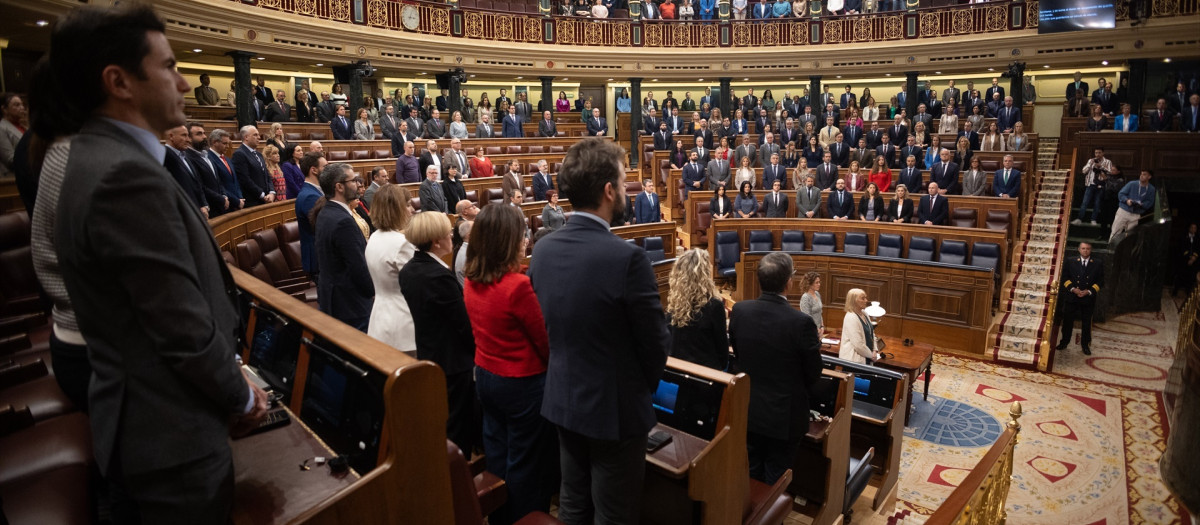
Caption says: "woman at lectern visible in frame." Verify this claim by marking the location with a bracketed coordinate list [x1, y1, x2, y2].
[665, 249, 729, 372]
[840, 288, 881, 364]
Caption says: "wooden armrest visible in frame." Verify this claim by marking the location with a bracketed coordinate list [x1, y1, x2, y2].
[0, 405, 35, 437]
[274, 276, 311, 288]
[468, 454, 487, 477]
[475, 470, 508, 518]
[0, 359, 49, 390]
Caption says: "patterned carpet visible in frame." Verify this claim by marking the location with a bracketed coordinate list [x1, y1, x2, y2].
[1052, 294, 1180, 391]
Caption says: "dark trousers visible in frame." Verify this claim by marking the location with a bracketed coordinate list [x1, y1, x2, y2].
[446, 370, 477, 456]
[1059, 300, 1095, 347]
[556, 427, 647, 525]
[109, 448, 235, 525]
[49, 332, 90, 413]
[747, 431, 799, 485]
[475, 367, 558, 525]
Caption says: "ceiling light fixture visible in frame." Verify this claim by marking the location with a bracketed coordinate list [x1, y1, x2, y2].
[192, 48, 202, 53]
[987, 67, 995, 71]
[935, 71, 942, 74]
[1164, 58, 1172, 63]
[1101, 60, 1109, 65]
[1043, 65, 1050, 68]
[35, 20, 48, 27]
[315, 63, 323, 67]
[256, 57, 265, 60]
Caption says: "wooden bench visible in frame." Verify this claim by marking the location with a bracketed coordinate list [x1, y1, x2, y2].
[790, 369, 855, 524]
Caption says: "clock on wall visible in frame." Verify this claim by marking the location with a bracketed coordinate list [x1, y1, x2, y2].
[402, 5, 420, 30]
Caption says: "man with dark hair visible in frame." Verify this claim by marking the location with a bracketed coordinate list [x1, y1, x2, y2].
[194, 73, 219, 105]
[295, 150, 327, 280]
[207, 128, 244, 211]
[730, 251, 822, 484]
[529, 138, 669, 525]
[315, 163, 374, 330]
[184, 122, 230, 217]
[1057, 242, 1103, 355]
[51, 5, 268, 521]
[164, 125, 209, 217]
[633, 178, 660, 224]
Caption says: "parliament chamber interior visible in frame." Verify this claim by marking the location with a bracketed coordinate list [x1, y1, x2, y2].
[0, 0, 1198, 523]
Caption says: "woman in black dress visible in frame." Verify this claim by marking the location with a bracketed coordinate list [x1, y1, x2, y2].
[666, 249, 729, 371]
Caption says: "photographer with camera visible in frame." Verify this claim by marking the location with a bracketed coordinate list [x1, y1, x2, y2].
[1073, 147, 1115, 225]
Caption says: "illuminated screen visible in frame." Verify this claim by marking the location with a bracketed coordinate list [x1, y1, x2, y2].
[1038, 0, 1116, 34]
[652, 380, 680, 414]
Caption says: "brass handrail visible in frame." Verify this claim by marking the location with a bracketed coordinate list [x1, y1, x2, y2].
[925, 402, 1023, 525]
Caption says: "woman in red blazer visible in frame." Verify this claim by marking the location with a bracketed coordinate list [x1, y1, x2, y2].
[463, 204, 556, 524]
[470, 147, 494, 179]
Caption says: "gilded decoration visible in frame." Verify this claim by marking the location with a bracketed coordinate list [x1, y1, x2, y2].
[615, 22, 632, 45]
[854, 18, 873, 41]
[1027, 1, 1039, 26]
[431, 7, 451, 34]
[953, 9, 972, 33]
[824, 19, 844, 43]
[558, 19, 576, 44]
[368, 0, 388, 26]
[465, 12, 484, 37]
[259, 0, 280, 8]
[733, 22, 750, 46]
[646, 22, 663, 46]
[789, 21, 807, 43]
[525, 18, 542, 42]
[700, 23, 718, 47]
[985, 5, 1007, 31]
[497, 15, 513, 40]
[920, 12, 941, 37]
[295, 0, 317, 16]
[330, 0, 351, 21]
[883, 15, 903, 39]
[673, 22, 690, 46]
[585, 21, 603, 45]
[761, 23, 778, 45]
[1154, 0, 1178, 16]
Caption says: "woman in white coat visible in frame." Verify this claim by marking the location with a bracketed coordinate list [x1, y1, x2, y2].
[840, 288, 881, 364]
[365, 185, 418, 351]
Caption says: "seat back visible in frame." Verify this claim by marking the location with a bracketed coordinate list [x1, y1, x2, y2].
[811, 232, 835, 253]
[351, 150, 371, 160]
[643, 236, 666, 262]
[0, 211, 38, 310]
[950, 208, 978, 228]
[465, 190, 479, 205]
[748, 230, 773, 252]
[273, 221, 304, 273]
[526, 145, 544, 154]
[844, 447, 876, 516]
[446, 441, 485, 525]
[410, 197, 423, 212]
[971, 242, 1001, 270]
[908, 236, 935, 261]
[487, 188, 505, 206]
[843, 232, 868, 255]
[529, 214, 544, 237]
[373, 149, 391, 159]
[328, 150, 349, 161]
[985, 209, 1011, 231]
[250, 230, 294, 283]
[715, 230, 740, 272]
[780, 230, 806, 252]
[877, 233, 903, 258]
[694, 202, 712, 245]
[234, 240, 276, 285]
[938, 239, 968, 264]
[506, 145, 523, 154]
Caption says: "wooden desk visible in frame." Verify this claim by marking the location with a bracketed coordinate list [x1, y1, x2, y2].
[822, 333, 934, 425]
[645, 422, 711, 479]
[232, 407, 359, 524]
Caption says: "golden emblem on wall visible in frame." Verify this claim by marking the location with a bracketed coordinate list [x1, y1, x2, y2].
[525, 18, 542, 42]
[368, 0, 388, 26]
[465, 12, 484, 37]
[295, 0, 316, 16]
[431, 8, 451, 34]
[497, 15, 513, 40]
[330, 0, 350, 21]
[700, 23, 718, 47]
[920, 12, 941, 37]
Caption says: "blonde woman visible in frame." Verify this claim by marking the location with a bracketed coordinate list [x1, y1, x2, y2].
[1007, 121, 1031, 152]
[797, 271, 824, 335]
[840, 288, 880, 364]
[365, 185, 417, 351]
[938, 102, 959, 134]
[667, 249, 729, 371]
[263, 144, 287, 199]
[734, 155, 756, 190]
[266, 121, 288, 151]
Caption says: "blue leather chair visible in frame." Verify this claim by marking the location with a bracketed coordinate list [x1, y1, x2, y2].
[939, 240, 968, 265]
[843, 233, 868, 255]
[970, 242, 1001, 271]
[749, 230, 773, 252]
[907, 236, 935, 261]
[876, 234, 903, 258]
[780, 230, 806, 252]
[812, 232, 836, 253]
[643, 236, 666, 263]
[715, 230, 740, 279]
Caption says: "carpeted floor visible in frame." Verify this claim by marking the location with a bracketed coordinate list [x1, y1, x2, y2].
[788, 292, 1187, 525]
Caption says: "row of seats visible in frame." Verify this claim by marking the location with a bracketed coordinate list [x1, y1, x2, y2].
[714, 229, 1000, 278]
[225, 222, 317, 304]
[0, 211, 93, 524]
[623, 236, 668, 263]
[325, 144, 573, 162]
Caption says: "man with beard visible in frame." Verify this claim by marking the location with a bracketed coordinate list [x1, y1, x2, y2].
[314, 163, 374, 331]
[185, 122, 230, 217]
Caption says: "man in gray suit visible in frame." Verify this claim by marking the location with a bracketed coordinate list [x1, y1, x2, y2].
[51, 5, 268, 522]
[440, 138, 469, 179]
[757, 132, 780, 168]
[795, 174, 823, 218]
[379, 104, 400, 140]
[475, 112, 495, 138]
[706, 155, 731, 190]
[734, 134, 758, 169]
[424, 109, 447, 139]
[420, 165, 449, 212]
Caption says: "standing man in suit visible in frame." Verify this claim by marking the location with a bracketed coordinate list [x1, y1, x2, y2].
[1147, 98, 1174, 132]
[163, 125, 209, 217]
[254, 76, 273, 107]
[816, 151, 839, 190]
[532, 161, 555, 201]
[918, 182, 949, 225]
[1066, 71, 1089, 100]
[734, 135, 758, 168]
[1057, 242, 1103, 355]
[898, 155, 924, 194]
[762, 152, 787, 190]
[796, 175, 822, 218]
[538, 110, 558, 137]
[502, 159, 525, 200]
[943, 80, 960, 109]
[864, 120, 883, 149]
[899, 135, 923, 169]
[958, 121, 980, 150]
[404, 107, 425, 137]
[929, 149, 960, 195]
[743, 88, 759, 115]
[476, 112, 495, 138]
[51, 6, 268, 521]
[993, 154, 1021, 198]
[762, 178, 789, 218]
[194, 73, 220, 105]
[643, 108, 660, 135]
[827, 178, 853, 220]
[985, 77, 1004, 102]
[653, 121, 673, 150]
[730, 252, 822, 484]
[232, 125, 276, 206]
[184, 122, 231, 217]
[706, 154, 731, 190]
[876, 134, 898, 169]
[207, 129, 244, 212]
[379, 104, 399, 141]
[314, 92, 335, 123]
[682, 150, 706, 197]
[886, 115, 908, 145]
[515, 92, 533, 123]
[419, 139, 443, 180]
[1183, 93, 1200, 132]
[852, 137, 875, 169]
[441, 138, 469, 179]
[587, 108, 608, 136]
[502, 105, 524, 138]
[329, 104, 353, 140]
[263, 89, 291, 122]
[424, 109, 447, 139]
[529, 138, 669, 524]
[420, 165, 449, 213]
[757, 133, 781, 168]
[295, 152, 327, 279]
[315, 163, 374, 330]
[996, 97, 1021, 133]
[390, 120, 416, 156]
[634, 178, 661, 224]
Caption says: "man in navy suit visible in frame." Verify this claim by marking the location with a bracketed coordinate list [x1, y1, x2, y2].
[762, 179, 789, 218]
[231, 125, 276, 206]
[682, 150, 706, 196]
[532, 162, 555, 201]
[762, 152, 787, 190]
[839, 85, 855, 110]
[827, 178, 854, 219]
[730, 252, 822, 484]
[897, 155, 924, 194]
[314, 163, 374, 331]
[206, 129, 244, 211]
[529, 138, 669, 525]
[329, 104, 353, 140]
[502, 105, 524, 138]
[929, 149, 961, 195]
[958, 121, 980, 151]
[993, 154, 1021, 198]
[587, 108, 608, 136]
[918, 182, 949, 225]
[633, 178, 661, 224]
[1183, 93, 1200, 132]
[996, 97, 1021, 133]
[899, 136, 923, 169]
[1057, 242, 1103, 355]
[295, 152, 327, 279]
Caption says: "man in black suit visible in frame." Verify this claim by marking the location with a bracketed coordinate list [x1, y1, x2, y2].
[730, 252, 822, 484]
[263, 89, 291, 122]
[958, 121, 980, 151]
[929, 149, 961, 195]
[164, 125, 209, 217]
[1065, 71, 1089, 100]
[762, 179, 789, 218]
[827, 178, 854, 220]
[529, 138, 669, 525]
[419, 139, 443, 181]
[984, 77, 1004, 103]
[329, 104, 353, 140]
[899, 136, 923, 169]
[652, 121, 673, 150]
[315, 163, 374, 331]
[643, 108, 660, 135]
[898, 155, 924, 194]
[1147, 98, 1174, 132]
[886, 116, 907, 146]
[587, 108, 608, 136]
[828, 132, 850, 168]
[232, 125, 276, 206]
[184, 122, 230, 217]
[815, 151, 839, 190]
[742, 88, 759, 115]
[52, 6, 268, 521]
[876, 134, 898, 169]
[864, 121, 884, 149]
[1057, 242, 1103, 355]
[537, 110, 558, 137]
[918, 182, 949, 225]
[762, 152, 787, 190]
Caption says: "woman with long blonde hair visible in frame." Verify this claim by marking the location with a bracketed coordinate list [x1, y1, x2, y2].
[666, 249, 729, 371]
[839, 288, 880, 364]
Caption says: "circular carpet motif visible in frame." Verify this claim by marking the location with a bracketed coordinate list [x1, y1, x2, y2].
[906, 396, 1004, 448]
[1086, 356, 1168, 381]
[1093, 319, 1157, 336]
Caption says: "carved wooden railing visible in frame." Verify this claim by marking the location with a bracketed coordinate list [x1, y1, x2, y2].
[925, 402, 1023, 525]
[235, 0, 1197, 48]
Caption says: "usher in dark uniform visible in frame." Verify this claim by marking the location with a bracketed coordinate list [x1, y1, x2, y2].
[1057, 254, 1104, 354]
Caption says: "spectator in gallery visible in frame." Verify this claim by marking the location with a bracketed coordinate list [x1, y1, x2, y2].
[732, 0, 749, 19]
[591, 0, 609, 18]
[679, 0, 696, 19]
[660, 0, 677, 18]
[1086, 103, 1110, 132]
[666, 249, 729, 371]
[840, 288, 882, 364]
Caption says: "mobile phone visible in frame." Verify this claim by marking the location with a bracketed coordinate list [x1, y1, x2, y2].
[646, 430, 673, 453]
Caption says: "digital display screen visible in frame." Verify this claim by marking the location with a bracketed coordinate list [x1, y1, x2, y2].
[1038, 0, 1116, 34]
[653, 380, 680, 414]
[854, 377, 872, 398]
[652, 369, 723, 440]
